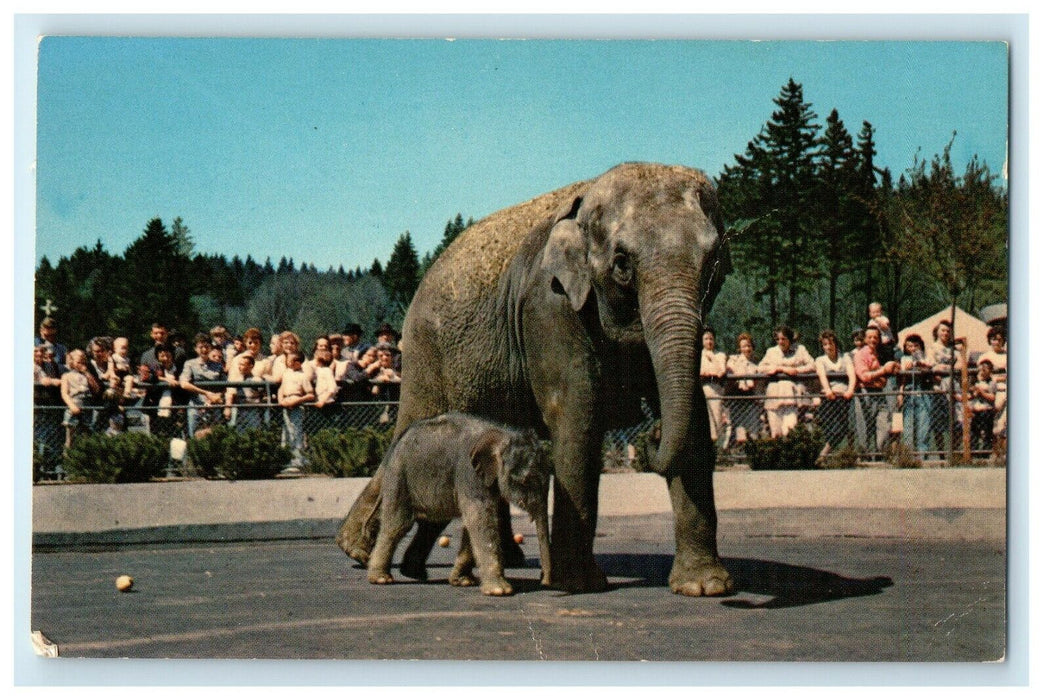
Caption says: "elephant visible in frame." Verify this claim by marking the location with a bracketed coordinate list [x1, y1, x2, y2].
[366, 412, 552, 596]
[338, 162, 733, 596]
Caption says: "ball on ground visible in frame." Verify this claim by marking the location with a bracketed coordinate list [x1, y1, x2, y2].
[115, 575, 133, 592]
[513, 533, 525, 544]
[438, 535, 451, 548]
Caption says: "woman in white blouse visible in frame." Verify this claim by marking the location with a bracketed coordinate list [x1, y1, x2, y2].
[699, 328, 727, 444]
[814, 330, 856, 459]
[758, 325, 815, 438]
[725, 332, 763, 445]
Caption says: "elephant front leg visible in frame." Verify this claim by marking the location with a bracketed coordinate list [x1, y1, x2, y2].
[461, 501, 513, 596]
[547, 427, 608, 593]
[665, 447, 733, 597]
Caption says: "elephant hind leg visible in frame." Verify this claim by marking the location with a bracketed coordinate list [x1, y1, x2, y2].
[399, 519, 446, 581]
[336, 468, 385, 564]
[449, 527, 478, 587]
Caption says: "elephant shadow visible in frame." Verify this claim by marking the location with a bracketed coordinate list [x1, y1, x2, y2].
[593, 553, 894, 609]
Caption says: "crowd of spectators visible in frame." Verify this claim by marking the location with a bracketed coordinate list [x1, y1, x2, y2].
[698, 302, 1008, 461]
[34, 299, 1008, 466]
[33, 318, 404, 462]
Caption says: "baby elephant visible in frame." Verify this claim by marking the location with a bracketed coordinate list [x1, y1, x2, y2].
[367, 413, 552, 596]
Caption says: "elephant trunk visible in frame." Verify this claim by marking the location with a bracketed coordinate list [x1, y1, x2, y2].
[640, 281, 705, 476]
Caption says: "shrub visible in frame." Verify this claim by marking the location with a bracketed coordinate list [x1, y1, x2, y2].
[304, 426, 393, 477]
[61, 432, 168, 483]
[744, 425, 824, 471]
[186, 426, 291, 480]
[819, 445, 860, 470]
[886, 442, 923, 469]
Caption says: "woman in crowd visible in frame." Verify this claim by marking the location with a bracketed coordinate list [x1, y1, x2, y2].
[978, 327, 1007, 443]
[699, 327, 727, 445]
[758, 325, 815, 439]
[928, 320, 963, 455]
[814, 330, 856, 460]
[264, 331, 302, 386]
[898, 333, 935, 457]
[725, 332, 763, 445]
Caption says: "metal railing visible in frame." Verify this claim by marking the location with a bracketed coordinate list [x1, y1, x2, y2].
[33, 370, 1006, 480]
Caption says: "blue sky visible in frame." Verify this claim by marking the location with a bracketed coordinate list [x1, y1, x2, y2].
[35, 38, 1009, 273]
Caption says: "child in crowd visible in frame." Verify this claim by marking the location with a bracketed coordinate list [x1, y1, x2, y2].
[180, 333, 226, 438]
[60, 349, 92, 448]
[226, 353, 265, 431]
[277, 350, 316, 468]
[112, 337, 132, 378]
[867, 302, 894, 346]
[969, 360, 997, 451]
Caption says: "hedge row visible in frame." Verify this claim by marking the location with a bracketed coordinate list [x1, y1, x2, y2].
[52, 425, 394, 484]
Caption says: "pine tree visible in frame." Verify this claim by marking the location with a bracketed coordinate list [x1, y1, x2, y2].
[421, 213, 472, 276]
[117, 218, 198, 347]
[171, 216, 194, 258]
[383, 231, 422, 311]
[717, 78, 822, 332]
[816, 108, 862, 332]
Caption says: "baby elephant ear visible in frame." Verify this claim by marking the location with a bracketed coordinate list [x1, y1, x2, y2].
[471, 430, 508, 489]
[541, 217, 591, 312]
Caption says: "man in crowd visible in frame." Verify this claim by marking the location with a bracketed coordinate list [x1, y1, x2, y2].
[340, 323, 370, 365]
[35, 317, 68, 368]
[140, 322, 188, 377]
[853, 326, 900, 454]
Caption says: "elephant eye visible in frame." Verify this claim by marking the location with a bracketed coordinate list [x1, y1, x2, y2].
[611, 251, 633, 287]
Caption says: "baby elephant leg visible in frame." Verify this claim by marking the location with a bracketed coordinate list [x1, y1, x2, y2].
[460, 500, 513, 596]
[367, 494, 414, 585]
[399, 519, 447, 581]
[449, 527, 478, 587]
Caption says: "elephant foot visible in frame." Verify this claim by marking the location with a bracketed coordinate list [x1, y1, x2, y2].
[480, 577, 514, 596]
[368, 571, 395, 585]
[548, 557, 608, 593]
[669, 560, 734, 597]
[399, 555, 429, 581]
[346, 546, 370, 567]
[449, 573, 478, 587]
[337, 524, 375, 566]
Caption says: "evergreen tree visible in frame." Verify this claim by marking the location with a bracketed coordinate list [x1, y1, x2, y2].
[171, 216, 194, 258]
[116, 218, 198, 347]
[370, 259, 384, 277]
[421, 213, 472, 275]
[815, 108, 862, 332]
[717, 78, 822, 333]
[383, 231, 422, 311]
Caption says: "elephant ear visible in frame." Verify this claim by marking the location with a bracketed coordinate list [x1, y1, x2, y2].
[541, 217, 591, 312]
[471, 429, 509, 490]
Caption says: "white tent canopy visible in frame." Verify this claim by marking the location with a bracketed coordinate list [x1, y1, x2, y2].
[896, 305, 992, 355]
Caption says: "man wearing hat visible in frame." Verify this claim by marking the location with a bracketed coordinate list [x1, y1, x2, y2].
[35, 317, 68, 368]
[340, 323, 371, 365]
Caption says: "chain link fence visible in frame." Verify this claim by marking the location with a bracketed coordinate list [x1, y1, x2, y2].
[33, 371, 1005, 481]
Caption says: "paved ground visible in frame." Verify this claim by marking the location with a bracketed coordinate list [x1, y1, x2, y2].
[23, 469, 1016, 684]
[30, 510, 1005, 663]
